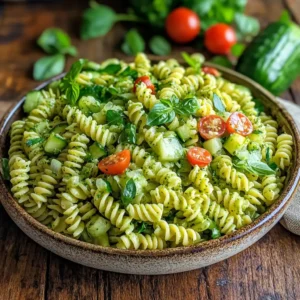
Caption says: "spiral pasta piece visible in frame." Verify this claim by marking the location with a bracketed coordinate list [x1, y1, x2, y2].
[181, 74, 204, 92]
[189, 166, 213, 193]
[93, 191, 133, 233]
[154, 220, 201, 246]
[62, 105, 118, 146]
[127, 203, 163, 222]
[135, 82, 159, 110]
[261, 175, 283, 205]
[9, 120, 26, 166]
[116, 232, 166, 250]
[274, 134, 293, 170]
[163, 66, 185, 85]
[135, 53, 151, 76]
[152, 61, 171, 80]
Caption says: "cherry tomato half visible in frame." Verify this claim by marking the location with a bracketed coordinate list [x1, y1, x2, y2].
[202, 67, 220, 77]
[198, 115, 226, 140]
[165, 7, 200, 44]
[133, 76, 155, 94]
[98, 150, 131, 175]
[226, 112, 253, 136]
[204, 23, 237, 55]
[187, 147, 212, 167]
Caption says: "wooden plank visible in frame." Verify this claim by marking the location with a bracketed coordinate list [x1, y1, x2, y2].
[284, 0, 300, 23]
[45, 253, 98, 300]
[0, 206, 48, 300]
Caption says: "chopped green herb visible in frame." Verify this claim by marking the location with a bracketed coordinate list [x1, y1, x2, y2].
[26, 137, 44, 147]
[121, 178, 136, 206]
[1, 158, 10, 180]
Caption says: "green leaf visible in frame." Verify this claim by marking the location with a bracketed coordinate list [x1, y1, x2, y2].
[269, 162, 278, 171]
[65, 83, 80, 106]
[248, 161, 276, 176]
[79, 85, 104, 99]
[33, 54, 65, 81]
[149, 35, 171, 56]
[1, 158, 10, 180]
[266, 147, 271, 164]
[231, 43, 245, 57]
[80, 4, 116, 40]
[121, 178, 136, 206]
[66, 59, 86, 80]
[26, 137, 44, 147]
[119, 123, 136, 144]
[118, 66, 138, 79]
[99, 64, 122, 75]
[210, 56, 233, 68]
[135, 221, 152, 234]
[37, 28, 77, 56]
[253, 98, 264, 115]
[234, 13, 260, 42]
[181, 52, 201, 73]
[212, 93, 225, 113]
[208, 220, 221, 239]
[146, 103, 175, 126]
[106, 110, 125, 125]
[174, 97, 200, 116]
[280, 10, 291, 23]
[122, 29, 145, 55]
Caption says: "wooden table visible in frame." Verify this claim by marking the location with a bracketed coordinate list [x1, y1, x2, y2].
[1, 1, 300, 299]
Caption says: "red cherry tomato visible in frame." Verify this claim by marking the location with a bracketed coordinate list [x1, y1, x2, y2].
[205, 23, 237, 55]
[187, 147, 212, 167]
[98, 150, 131, 175]
[198, 115, 226, 140]
[133, 76, 155, 94]
[202, 67, 220, 77]
[226, 112, 253, 136]
[165, 7, 200, 44]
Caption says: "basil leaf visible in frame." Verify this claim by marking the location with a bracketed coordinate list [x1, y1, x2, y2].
[65, 83, 80, 106]
[234, 13, 260, 42]
[99, 64, 122, 75]
[79, 85, 104, 99]
[280, 10, 291, 23]
[106, 110, 125, 125]
[253, 98, 264, 115]
[231, 43, 245, 57]
[33, 54, 65, 81]
[146, 103, 175, 126]
[66, 59, 86, 80]
[181, 52, 200, 73]
[210, 56, 233, 68]
[37, 28, 77, 56]
[119, 123, 136, 144]
[1, 158, 10, 180]
[174, 97, 200, 116]
[269, 162, 278, 171]
[149, 35, 171, 56]
[135, 222, 152, 234]
[121, 178, 136, 206]
[265, 147, 271, 164]
[209, 220, 221, 239]
[248, 161, 276, 176]
[81, 4, 116, 40]
[119, 66, 138, 79]
[26, 137, 44, 147]
[213, 93, 225, 113]
[122, 29, 145, 55]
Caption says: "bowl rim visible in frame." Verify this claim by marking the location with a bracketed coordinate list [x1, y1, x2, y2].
[1, 61, 300, 258]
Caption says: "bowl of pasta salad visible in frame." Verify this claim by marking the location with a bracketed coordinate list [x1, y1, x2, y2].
[0, 53, 299, 275]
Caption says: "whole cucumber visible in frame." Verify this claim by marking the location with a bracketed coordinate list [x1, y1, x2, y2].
[236, 21, 300, 95]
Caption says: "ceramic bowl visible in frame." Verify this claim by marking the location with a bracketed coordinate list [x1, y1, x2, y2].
[1, 62, 300, 275]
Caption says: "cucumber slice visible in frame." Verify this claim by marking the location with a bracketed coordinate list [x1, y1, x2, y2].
[203, 138, 223, 156]
[51, 122, 68, 134]
[50, 159, 62, 175]
[78, 96, 101, 115]
[23, 91, 43, 113]
[86, 215, 111, 237]
[96, 178, 112, 192]
[176, 124, 192, 142]
[224, 133, 246, 155]
[155, 135, 184, 162]
[44, 133, 67, 155]
[34, 121, 50, 135]
[89, 142, 107, 159]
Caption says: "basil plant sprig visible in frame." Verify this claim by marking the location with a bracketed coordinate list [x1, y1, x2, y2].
[146, 95, 200, 126]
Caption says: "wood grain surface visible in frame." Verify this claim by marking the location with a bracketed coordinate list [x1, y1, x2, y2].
[0, 1, 300, 300]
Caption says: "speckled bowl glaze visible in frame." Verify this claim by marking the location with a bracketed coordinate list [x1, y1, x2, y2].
[1, 61, 300, 275]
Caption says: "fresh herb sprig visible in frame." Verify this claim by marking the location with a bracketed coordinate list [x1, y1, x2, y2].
[146, 95, 200, 126]
[121, 178, 137, 206]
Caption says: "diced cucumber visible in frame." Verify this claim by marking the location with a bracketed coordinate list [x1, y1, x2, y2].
[50, 159, 62, 175]
[89, 142, 107, 159]
[176, 124, 192, 142]
[96, 178, 112, 192]
[94, 233, 110, 247]
[51, 122, 68, 134]
[34, 121, 50, 135]
[224, 133, 246, 155]
[23, 91, 43, 113]
[155, 135, 184, 162]
[248, 131, 264, 143]
[203, 138, 223, 156]
[78, 96, 101, 115]
[44, 133, 67, 155]
[86, 215, 111, 237]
